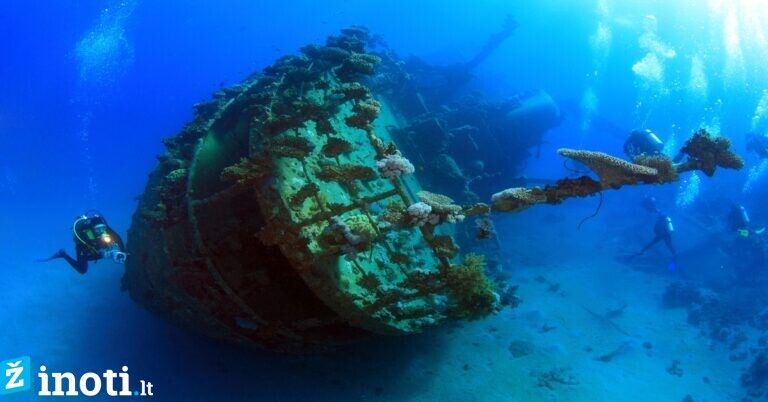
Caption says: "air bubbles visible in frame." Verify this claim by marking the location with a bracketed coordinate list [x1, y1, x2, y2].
[676, 172, 701, 207]
[72, 0, 137, 204]
[75, 0, 137, 89]
[743, 160, 768, 194]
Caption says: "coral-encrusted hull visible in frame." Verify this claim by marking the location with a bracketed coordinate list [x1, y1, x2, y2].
[123, 28, 500, 352]
[124, 121, 371, 353]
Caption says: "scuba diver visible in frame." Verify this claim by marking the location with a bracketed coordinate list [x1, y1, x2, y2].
[729, 204, 753, 235]
[639, 214, 677, 256]
[624, 129, 664, 159]
[746, 132, 768, 159]
[39, 212, 127, 274]
[633, 196, 677, 269]
[623, 128, 684, 162]
[723, 204, 766, 281]
[727, 203, 765, 238]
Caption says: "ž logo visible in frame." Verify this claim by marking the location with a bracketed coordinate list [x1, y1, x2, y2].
[1, 356, 30, 396]
[1, 356, 154, 398]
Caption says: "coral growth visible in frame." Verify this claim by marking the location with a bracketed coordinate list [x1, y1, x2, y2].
[264, 114, 307, 135]
[357, 272, 381, 292]
[406, 191, 466, 226]
[558, 148, 658, 188]
[319, 215, 377, 260]
[677, 129, 744, 176]
[146, 167, 189, 225]
[321, 137, 354, 158]
[406, 202, 438, 226]
[345, 214, 378, 241]
[269, 136, 316, 159]
[300, 44, 350, 64]
[332, 82, 371, 101]
[379, 201, 409, 228]
[287, 183, 320, 208]
[221, 157, 270, 185]
[388, 251, 410, 265]
[376, 153, 415, 179]
[326, 26, 370, 52]
[165, 168, 188, 183]
[491, 131, 744, 215]
[417, 191, 465, 224]
[345, 99, 381, 130]
[443, 254, 499, 320]
[314, 117, 336, 136]
[157, 153, 186, 171]
[462, 203, 491, 216]
[491, 187, 547, 213]
[432, 235, 460, 259]
[336, 53, 382, 82]
[315, 164, 376, 183]
[634, 154, 679, 183]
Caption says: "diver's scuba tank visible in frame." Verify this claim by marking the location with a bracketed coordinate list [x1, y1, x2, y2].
[645, 129, 664, 149]
[625, 129, 664, 159]
[664, 216, 675, 234]
[738, 205, 751, 227]
[653, 214, 674, 237]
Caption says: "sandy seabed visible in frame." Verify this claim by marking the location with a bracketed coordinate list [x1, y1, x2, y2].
[4, 211, 746, 402]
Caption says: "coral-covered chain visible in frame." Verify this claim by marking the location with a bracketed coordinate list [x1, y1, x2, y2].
[491, 129, 744, 213]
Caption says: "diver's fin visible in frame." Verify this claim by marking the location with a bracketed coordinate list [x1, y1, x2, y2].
[36, 249, 66, 263]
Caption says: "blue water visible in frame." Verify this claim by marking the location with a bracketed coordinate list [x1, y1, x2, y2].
[4, 1, 768, 400]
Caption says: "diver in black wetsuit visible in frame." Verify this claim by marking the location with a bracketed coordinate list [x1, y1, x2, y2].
[40, 212, 127, 274]
[729, 204, 753, 234]
[639, 214, 677, 256]
[636, 197, 677, 258]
